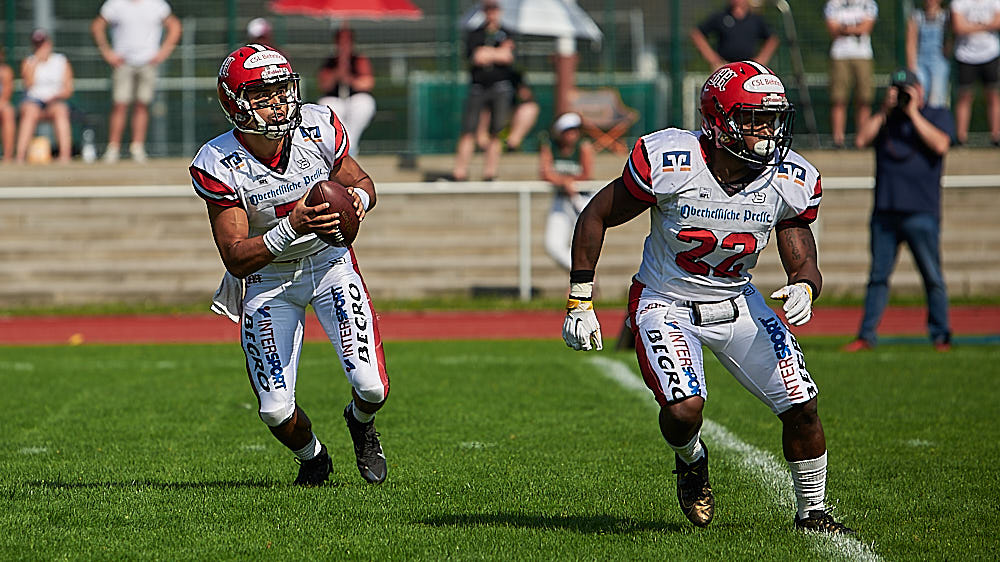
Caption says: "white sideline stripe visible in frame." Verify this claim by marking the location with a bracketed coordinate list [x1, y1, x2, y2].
[588, 356, 880, 562]
[0, 175, 997, 199]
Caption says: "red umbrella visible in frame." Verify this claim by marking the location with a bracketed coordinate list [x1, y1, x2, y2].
[269, 0, 423, 20]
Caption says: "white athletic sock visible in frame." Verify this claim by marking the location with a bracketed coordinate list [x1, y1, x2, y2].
[292, 433, 322, 461]
[788, 451, 827, 519]
[669, 432, 705, 465]
[351, 401, 375, 424]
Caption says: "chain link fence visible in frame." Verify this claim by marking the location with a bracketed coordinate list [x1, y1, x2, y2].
[4, 0, 987, 157]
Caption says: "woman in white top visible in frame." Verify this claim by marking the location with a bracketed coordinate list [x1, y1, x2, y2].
[15, 29, 74, 163]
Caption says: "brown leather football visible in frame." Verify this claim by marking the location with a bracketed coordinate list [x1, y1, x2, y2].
[304, 180, 360, 247]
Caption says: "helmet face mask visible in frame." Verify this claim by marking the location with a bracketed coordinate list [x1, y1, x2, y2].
[700, 61, 795, 168]
[217, 45, 302, 139]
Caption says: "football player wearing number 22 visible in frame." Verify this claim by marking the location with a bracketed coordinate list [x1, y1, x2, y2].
[563, 61, 854, 534]
[189, 45, 389, 487]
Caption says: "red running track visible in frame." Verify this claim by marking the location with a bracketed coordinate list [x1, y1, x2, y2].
[0, 306, 997, 345]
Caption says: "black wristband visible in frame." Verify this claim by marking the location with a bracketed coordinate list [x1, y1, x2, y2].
[797, 278, 820, 300]
[570, 269, 595, 283]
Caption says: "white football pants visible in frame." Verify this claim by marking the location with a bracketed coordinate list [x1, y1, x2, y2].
[627, 279, 817, 415]
[241, 245, 388, 427]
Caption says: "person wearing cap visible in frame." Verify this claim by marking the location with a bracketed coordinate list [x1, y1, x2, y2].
[450, 0, 517, 181]
[247, 17, 273, 45]
[14, 30, 74, 163]
[845, 68, 955, 352]
[91, 0, 182, 163]
[540, 112, 594, 271]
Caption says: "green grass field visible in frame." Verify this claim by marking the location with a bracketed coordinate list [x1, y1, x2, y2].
[2, 338, 998, 560]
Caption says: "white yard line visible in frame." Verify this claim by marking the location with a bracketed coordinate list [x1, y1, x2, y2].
[588, 356, 880, 562]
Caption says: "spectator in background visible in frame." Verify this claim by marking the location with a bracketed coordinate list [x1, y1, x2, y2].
[246, 17, 277, 49]
[451, 0, 515, 181]
[539, 112, 594, 271]
[317, 27, 375, 158]
[845, 69, 954, 353]
[91, 0, 182, 163]
[690, 0, 780, 70]
[907, 0, 951, 108]
[15, 30, 73, 164]
[825, 0, 878, 149]
[476, 68, 539, 153]
[0, 47, 15, 162]
[951, 0, 1000, 145]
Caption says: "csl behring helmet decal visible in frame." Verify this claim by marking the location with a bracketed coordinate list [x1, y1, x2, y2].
[244, 50, 288, 69]
[743, 74, 784, 94]
[705, 67, 738, 91]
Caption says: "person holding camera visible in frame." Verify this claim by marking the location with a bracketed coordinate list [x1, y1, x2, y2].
[845, 69, 954, 352]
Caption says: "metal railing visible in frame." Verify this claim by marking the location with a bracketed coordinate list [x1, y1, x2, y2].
[3, 176, 998, 300]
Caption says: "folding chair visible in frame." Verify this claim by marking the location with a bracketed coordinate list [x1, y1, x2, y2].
[568, 88, 639, 155]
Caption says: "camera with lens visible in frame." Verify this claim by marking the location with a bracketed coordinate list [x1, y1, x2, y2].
[895, 86, 911, 108]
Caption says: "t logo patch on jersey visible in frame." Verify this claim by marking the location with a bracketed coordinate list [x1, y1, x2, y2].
[777, 162, 806, 186]
[752, 191, 766, 203]
[221, 152, 245, 170]
[699, 186, 711, 199]
[662, 151, 692, 173]
[299, 125, 322, 143]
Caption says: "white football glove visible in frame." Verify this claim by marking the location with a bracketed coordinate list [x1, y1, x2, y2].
[770, 282, 814, 326]
[562, 298, 603, 351]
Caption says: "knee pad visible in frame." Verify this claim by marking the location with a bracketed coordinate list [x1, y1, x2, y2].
[259, 402, 295, 427]
[355, 383, 387, 405]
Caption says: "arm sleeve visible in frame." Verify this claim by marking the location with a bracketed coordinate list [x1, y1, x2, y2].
[867, 0, 879, 19]
[759, 16, 775, 40]
[697, 13, 721, 36]
[777, 175, 822, 227]
[465, 29, 483, 62]
[930, 108, 957, 141]
[621, 137, 657, 204]
[823, 2, 837, 21]
[99, 1, 116, 23]
[312, 105, 350, 168]
[191, 165, 240, 208]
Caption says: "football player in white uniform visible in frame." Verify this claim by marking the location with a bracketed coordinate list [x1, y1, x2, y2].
[563, 61, 854, 534]
[190, 45, 389, 486]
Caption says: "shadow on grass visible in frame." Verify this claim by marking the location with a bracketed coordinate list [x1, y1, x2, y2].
[421, 512, 686, 534]
[19, 478, 324, 490]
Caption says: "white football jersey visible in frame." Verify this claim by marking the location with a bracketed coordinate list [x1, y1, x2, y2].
[623, 128, 821, 302]
[190, 103, 351, 261]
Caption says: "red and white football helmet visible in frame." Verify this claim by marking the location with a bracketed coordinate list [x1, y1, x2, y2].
[217, 44, 301, 139]
[700, 61, 794, 167]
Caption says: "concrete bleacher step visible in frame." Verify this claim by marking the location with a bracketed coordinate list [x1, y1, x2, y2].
[1, 176, 997, 305]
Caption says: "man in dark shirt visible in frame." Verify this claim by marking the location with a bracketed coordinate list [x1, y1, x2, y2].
[691, 0, 779, 69]
[451, 0, 515, 181]
[845, 68, 955, 352]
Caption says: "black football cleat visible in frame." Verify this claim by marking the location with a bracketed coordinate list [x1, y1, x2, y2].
[343, 403, 387, 484]
[292, 444, 332, 487]
[794, 509, 856, 534]
[673, 441, 715, 527]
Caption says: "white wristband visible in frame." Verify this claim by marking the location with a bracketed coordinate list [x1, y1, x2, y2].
[570, 281, 594, 299]
[262, 216, 298, 256]
[355, 188, 371, 211]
